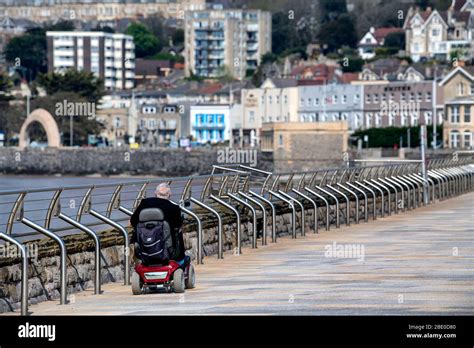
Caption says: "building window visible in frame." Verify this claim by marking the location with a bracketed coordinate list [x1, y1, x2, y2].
[464, 106, 471, 123]
[375, 113, 381, 127]
[354, 94, 360, 103]
[283, 95, 288, 104]
[373, 94, 379, 103]
[411, 113, 418, 126]
[424, 112, 432, 125]
[451, 106, 460, 123]
[457, 83, 465, 96]
[333, 95, 338, 104]
[450, 130, 461, 148]
[464, 131, 472, 148]
[278, 134, 283, 147]
[342, 95, 347, 104]
[366, 113, 373, 127]
[410, 93, 415, 102]
[401, 92, 406, 102]
[276, 95, 280, 104]
[268, 96, 272, 104]
[307, 98, 312, 106]
[354, 113, 361, 129]
[401, 112, 407, 126]
[248, 111, 255, 123]
[300, 98, 304, 106]
[388, 112, 394, 126]
[114, 117, 121, 128]
[417, 92, 423, 102]
[366, 94, 371, 104]
[314, 98, 319, 106]
[381, 93, 387, 102]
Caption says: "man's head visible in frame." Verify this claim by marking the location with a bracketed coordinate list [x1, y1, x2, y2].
[155, 183, 171, 200]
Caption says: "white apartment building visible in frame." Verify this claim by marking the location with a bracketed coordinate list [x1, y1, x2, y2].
[184, 7, 272, 80]
[46, 31, 135, 90]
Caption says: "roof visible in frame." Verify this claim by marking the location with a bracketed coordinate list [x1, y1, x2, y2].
[341, 73, 360, 84]
[373, 27, 404, 43]
[267, 78, 298, 88]
[439, 66, 474, 85]
[289, 64, 343, 84]
[452, 11, 471, 23]
[453, 0, 468, 11]
[135, 59, 172, 76]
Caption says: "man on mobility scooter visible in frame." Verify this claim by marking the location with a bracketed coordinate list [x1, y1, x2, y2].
[129, 183, 195, 294]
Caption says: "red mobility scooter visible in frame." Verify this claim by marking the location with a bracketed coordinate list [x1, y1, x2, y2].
[131, 207, 195, 294]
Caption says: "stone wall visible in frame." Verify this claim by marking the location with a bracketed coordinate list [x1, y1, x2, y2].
[0, 147, 274, 176]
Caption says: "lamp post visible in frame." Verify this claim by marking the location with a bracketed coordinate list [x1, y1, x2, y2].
[420, 120, 429, 205]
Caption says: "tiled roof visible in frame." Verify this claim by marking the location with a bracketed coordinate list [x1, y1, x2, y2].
[373, 27, 404, 43]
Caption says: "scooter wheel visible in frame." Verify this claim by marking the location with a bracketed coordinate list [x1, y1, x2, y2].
[131, 272, 142, 295]
[185, 264, 195, 289]
[173, 268, 185, 293]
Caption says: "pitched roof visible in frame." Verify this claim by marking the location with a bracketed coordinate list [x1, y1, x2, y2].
[452, 11, 471, 23]
[453, 0, 468, 11]
[135, 59, 172, 76]
[373, 27, 404, 43]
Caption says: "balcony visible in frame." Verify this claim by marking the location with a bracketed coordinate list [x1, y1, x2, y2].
[193, 123, 225, 130]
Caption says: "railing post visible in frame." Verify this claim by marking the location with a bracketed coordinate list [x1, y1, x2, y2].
[337, 183, 359, 224]
[346, 182, 369, 223]
[210, 195, 242, 254]
[239, 192, 268, 245]
[278, 191, 305, 237]
[326, 185, 351, 226]
[190, 197, 224, 259]
[89, 210, 130, 286]
[228, 193, 258, 248]
[0, 232, 28, 316]
[314, 186, 340, 228]
[248, 191, 277, 242]
[292, 188, 319, 233]
[179, 206, 203, 264]
[305, 187, 331, 230]
[270, 190, 297, 238]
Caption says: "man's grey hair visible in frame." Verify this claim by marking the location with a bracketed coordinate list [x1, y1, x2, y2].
[155, 183, 171, 199]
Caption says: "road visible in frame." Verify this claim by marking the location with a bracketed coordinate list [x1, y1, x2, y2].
[15, 192, 474, 315]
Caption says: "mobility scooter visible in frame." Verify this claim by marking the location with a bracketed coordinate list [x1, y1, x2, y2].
[131, 207, 195, 295]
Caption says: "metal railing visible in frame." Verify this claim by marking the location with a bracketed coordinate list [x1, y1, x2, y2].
[1, 158, 473, 316]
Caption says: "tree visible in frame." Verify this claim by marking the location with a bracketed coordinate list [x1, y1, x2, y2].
[261, 52, 278, 65]
[384, 32, 405, 52]
[4, 28, 47, 81]
[31, 92, 103, 146]
[126, 23, 161, 58]
[319, 0, 347, 23]
[172, 29, 184, 45]
[272, 12, 309, 56]
[37, 70, 105, 103]
[340, 56, 364, 72]
[0, 103, 25, 144]
[45, 20, 75, 31]
[318, 14, 358, 52]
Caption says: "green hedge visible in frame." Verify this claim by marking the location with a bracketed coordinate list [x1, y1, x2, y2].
[353, 125, 443, 148]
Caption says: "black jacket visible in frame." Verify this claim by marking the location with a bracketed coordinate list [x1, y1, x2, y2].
[130, 197, 185, 259]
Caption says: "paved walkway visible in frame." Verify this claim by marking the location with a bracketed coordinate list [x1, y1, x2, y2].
[15, 193, 474, 315]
